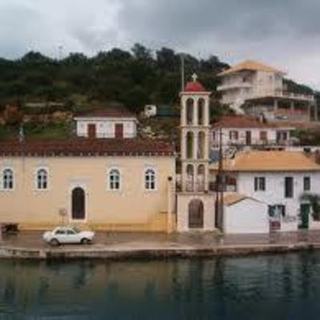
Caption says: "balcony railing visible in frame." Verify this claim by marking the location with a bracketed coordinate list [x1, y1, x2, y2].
[251, 90, 315, 102]
[217, 82, 253, 91]
[211, 139, 294, 148]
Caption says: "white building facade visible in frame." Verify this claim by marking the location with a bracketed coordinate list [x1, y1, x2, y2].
[211, 116, 294, 147]
[212, 151, 320, 232]
[74, 108, 138, 139]
[217, 60, 316, 120]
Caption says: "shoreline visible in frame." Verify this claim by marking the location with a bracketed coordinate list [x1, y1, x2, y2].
[0, 242, 319, 260]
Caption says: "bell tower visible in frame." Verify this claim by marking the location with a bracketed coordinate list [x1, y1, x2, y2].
[180, 74, 211, 193]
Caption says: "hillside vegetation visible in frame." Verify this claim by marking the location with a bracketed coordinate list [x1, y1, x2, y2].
[0, 43, 318, 141]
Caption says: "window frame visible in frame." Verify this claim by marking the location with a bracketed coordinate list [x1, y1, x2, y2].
[108, 168, 121, 191]
[1, 167, 14, 191]
[254, 176, 266, 192]
[284, 176, 294, 198]
[144, 168, 157, 191]
[229, 130, 239, 141]
[303, 176, 311, 192]
[35, 167, 49, 191]
[259, 130, 268, 141]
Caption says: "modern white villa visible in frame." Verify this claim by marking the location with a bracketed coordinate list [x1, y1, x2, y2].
[217, 60, 316, 121]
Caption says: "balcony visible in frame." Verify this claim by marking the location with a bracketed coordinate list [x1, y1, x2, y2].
[217, 82, 253, 91]
[250, 90, 315, 102]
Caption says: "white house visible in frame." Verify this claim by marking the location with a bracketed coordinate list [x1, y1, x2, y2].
[211, 150, 320, 232]
[211, 116, 295, 147]
[223, 193, 269, 234]
[217, 60, 316, 121]
[74, 107, 138, 139]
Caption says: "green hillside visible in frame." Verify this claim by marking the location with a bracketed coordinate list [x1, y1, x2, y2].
[0, 43, 318, 141]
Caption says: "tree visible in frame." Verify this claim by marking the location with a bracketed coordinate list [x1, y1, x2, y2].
[20, 51, 52, 65]
[156, 47, 178, 72]
[131, 43, 153, 62]
[121, 86, 150, 113]
[3, 105, 23, 127]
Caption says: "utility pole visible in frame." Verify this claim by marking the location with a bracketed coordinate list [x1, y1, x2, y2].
[180, 54, 185, 91]
[216, 127, 224, 231]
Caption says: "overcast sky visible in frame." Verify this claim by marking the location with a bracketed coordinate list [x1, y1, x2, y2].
[1, 0, 320, 88]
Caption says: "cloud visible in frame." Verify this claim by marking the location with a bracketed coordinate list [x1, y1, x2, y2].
[0, 0, 320, 87]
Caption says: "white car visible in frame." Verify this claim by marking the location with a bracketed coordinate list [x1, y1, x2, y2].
[43, 226, 95, 246]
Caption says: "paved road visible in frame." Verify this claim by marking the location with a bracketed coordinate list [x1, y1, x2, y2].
[1, 230, 320, 249]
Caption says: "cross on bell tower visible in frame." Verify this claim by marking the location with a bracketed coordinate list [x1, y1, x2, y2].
[180, 74, 211, 193]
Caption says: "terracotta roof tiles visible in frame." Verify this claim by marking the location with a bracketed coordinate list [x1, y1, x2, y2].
[0, 138, 175, 157]
[218, 60, 285, 76]
[211, 151, 320, 172]
[212, 116, 293, 129]
[75, 107, 136, 118]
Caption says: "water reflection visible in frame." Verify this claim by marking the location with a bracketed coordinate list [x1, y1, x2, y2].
[1, 253, 320, 319]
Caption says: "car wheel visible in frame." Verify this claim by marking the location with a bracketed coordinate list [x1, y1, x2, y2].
[49, 238, 60, 246]
[81, 238, 91, 245]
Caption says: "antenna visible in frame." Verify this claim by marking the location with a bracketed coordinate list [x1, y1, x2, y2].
[58, 45, 63, 60]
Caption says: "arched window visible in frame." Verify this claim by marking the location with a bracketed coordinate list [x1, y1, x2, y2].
[109, 169, 121, 190]
[198, 131, 206, 159]
[37, 169, 48, 190]
[186, 131, 194, 159]
[145, 169, 156, 190]
[186, 98, 194, 125]
[198, 98, 206, 125]
[186, 164, 194, 192]
[197, 164, 205, 192]
[3, 168, 14, 190]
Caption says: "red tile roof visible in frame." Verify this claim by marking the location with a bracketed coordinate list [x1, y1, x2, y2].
[0, 138, 175, 157]
[75, 107, 136, 118]
[184, 81, 206, 92]
[212, 116, 293, 129]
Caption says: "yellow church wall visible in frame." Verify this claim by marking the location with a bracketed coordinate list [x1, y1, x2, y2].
[0, 156, 175, 231]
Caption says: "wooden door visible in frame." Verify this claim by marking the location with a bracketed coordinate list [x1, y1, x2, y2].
[72, 187, 85, 220]
[87, 124, 96, 138]
[188, 200, 204, 229]
[115, 123, 124, 139]
[245, 131, 251, 145]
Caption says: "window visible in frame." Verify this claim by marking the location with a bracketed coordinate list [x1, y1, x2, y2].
[37, 169, 48, 190]
[55, 229, 66, 235]
[284, 177, 293, 198]
[145, 169, 156, 190]
[229, 130, 239, 141]
[2, 168, 14, 190]
[259, 131, 268, 141]
[109, 169, 121, 190]
[254, 177, 266, 191]
[268, 205, 286, 218]
[303, 176, 311, 191]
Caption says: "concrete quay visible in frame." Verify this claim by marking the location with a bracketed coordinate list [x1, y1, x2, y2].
[1, 230, 320, 260]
